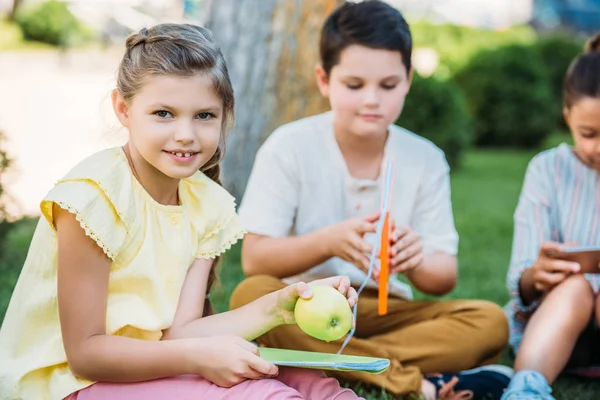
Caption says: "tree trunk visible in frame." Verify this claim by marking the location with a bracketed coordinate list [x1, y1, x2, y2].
[9, 0, 23, 21]
[206, 0, 343, 200]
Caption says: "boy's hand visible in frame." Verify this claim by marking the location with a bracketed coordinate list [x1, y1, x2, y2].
[389, 224, 423, 274]
[273, 276, 358, 325]
[531, 242, 580, 292]
[325, 212, 379, 275]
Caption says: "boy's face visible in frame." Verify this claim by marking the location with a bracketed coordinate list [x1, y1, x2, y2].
[316, 45, 411, 139]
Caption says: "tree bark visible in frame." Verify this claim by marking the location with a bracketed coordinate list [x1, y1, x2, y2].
[206, 0, 343, 200]
[9, 0, 23, 21]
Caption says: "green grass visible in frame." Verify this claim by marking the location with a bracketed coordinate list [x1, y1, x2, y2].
[1, 145, 598, 399]
[0, 217, 38, 321]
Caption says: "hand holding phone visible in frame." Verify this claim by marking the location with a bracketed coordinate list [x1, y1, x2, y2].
[548, 245, 600, 274]
[531, 242, 581, 292]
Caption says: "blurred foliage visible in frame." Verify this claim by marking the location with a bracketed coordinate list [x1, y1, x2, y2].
[411, 21, 537, 77]
[535, 33, 585, 128]
[454, 44, 555, 148]
[15, 0, 88, 47]
[410, 22, 582, 150]
[0, 17, 54, 50]
[0, 132, 13, 245]
[397, 73, 474, 168]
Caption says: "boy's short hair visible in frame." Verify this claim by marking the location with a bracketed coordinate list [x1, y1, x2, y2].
[320, 0, 412, 75]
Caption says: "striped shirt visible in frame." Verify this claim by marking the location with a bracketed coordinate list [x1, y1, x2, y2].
[505, 143, 600, 351]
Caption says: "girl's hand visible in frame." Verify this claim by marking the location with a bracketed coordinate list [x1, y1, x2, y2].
[531, 242, 581, 292]
[273, 276, 358, 325]
[184, 336, 278, 387]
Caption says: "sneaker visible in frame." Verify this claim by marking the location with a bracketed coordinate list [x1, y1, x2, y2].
[425, 364, 514, 400]
[500, 370, 554, 400]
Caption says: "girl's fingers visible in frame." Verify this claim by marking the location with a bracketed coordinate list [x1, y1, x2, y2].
[234, 338, 260, 354]
[534, 271, 566, 291]
[308, 276, 358, 307]
[246, 354, 279, 377]
[336, 275, 351, 296]
[295, 281, 312, 299]
[547, 259, 580, 274]
[347, 287, 358, 307]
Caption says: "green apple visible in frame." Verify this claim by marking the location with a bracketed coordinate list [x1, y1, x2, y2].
[294, 285, 353, 342]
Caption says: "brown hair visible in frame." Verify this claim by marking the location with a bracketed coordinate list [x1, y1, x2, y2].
[118, 23, 234, 315]
[563, 32, 600, 109]
[320, 0, 412, 76]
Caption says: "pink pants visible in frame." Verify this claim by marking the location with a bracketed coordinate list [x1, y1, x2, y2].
[64, 367, 363, 400]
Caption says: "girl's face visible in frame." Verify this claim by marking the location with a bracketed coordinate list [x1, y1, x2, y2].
[113, 74, 223, 180]
[564, 97, 600, 173]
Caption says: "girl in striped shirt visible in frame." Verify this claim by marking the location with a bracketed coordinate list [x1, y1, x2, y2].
[502, 33, 600, 400]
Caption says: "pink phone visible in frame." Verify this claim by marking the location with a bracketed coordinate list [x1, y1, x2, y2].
[549, 246, 600, 274]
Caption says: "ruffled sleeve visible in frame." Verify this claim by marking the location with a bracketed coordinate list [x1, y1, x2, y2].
[197, 211, 246, 259]
[40, 179, 127, 261]
[180, 173, 246, 259]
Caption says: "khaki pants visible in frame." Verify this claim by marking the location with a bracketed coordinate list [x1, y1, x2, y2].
[230, 275, 509, 396]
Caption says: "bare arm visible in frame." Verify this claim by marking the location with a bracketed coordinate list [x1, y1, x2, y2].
[164, 266, 358, 341]
[162, 258, 283, 340]
[506, 157, 561, 308]
[241, 232, 332, 278]
[165, 258, 356, 340]
[169, 294, 283, 340]
[55, 205, 191, 382]
[518, 266, 539, 305]
[405, 252, 457, 296]
[388, 226, 457, 296]
[242, 214, 379, 279]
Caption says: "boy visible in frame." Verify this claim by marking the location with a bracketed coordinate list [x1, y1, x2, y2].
[230, 1, 511, 398]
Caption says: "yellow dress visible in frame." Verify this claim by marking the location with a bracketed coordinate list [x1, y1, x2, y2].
[0, 147, 245, 400]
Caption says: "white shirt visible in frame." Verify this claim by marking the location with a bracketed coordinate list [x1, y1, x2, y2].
[239, 111, 458, 300]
